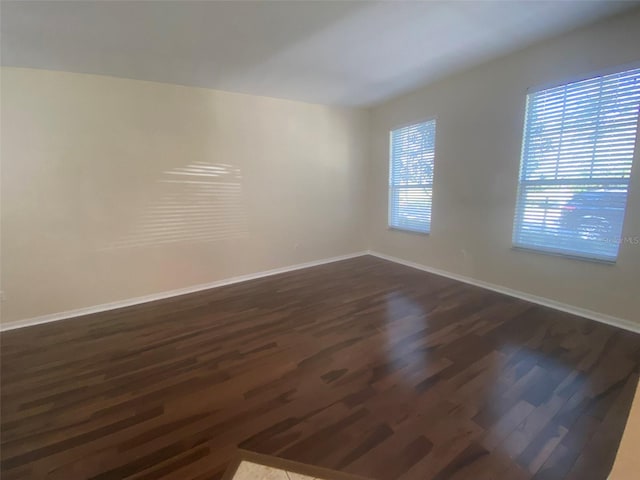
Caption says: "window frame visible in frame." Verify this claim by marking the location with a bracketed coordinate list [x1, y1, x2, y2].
[388, 117, 437, 235]
[512, 65, 640, 263]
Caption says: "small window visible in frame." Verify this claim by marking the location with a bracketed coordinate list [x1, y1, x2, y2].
[389, 119, 436, 234]
[513, 67, 640, 262]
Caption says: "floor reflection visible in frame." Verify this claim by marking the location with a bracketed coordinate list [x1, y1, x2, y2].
[382, 291, 431, 388]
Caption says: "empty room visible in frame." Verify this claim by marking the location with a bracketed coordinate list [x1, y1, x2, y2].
[1, 1, 640, 479]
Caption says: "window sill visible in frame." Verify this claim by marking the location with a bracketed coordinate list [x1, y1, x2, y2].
[511, 246, 617, 265]
[387, 226, 430, 236]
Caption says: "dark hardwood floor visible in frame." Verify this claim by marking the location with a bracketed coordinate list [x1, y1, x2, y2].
[1, 255, 639, 480]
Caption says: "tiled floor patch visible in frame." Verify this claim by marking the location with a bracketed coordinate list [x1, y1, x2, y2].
[232, 461, 322, 480]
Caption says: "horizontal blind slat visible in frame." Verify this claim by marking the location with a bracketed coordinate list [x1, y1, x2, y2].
[513, 67, 640, 261]
[389, 120, 436, 233]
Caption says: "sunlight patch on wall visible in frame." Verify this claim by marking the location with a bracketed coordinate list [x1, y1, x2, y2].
[104, 161, 249, 249]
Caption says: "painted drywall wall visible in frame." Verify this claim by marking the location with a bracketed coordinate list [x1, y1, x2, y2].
[367, 9, 640, 326]
[0, 68, 368, 323]
[3, 9, 640, 328]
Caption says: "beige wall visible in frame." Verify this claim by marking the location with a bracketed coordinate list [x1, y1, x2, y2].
[0, 68, 368, 323]
[368, 10, 640, 326]
[3, 10, 640, 328]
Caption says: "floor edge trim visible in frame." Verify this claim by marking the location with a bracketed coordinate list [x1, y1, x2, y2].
[0, 251, 368, 331]
[367, 250, 640, 334]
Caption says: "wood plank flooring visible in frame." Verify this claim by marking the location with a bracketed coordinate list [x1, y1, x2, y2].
[1, 255, 639, 480]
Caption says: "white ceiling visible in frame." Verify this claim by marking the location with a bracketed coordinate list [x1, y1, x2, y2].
[1, 0, 638, 106]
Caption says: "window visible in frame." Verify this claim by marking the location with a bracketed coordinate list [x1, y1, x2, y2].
[513, 67, 640, 262]
[389, 119, 436, 233]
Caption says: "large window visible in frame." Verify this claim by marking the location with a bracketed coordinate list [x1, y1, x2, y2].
[389, 119, 436, 234]
[513, 67, 640, 262]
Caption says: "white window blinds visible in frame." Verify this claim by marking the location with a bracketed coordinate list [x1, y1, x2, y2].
[389, 120, 436, 234]
[513, 67, 640, 262]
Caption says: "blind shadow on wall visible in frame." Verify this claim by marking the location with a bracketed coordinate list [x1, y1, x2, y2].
[102, 161, 249, 249]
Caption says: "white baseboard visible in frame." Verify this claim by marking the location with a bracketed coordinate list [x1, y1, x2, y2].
[4, 250, 638, 335]
[367, 250, 640, 335]
[0, 251, 368, 332]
